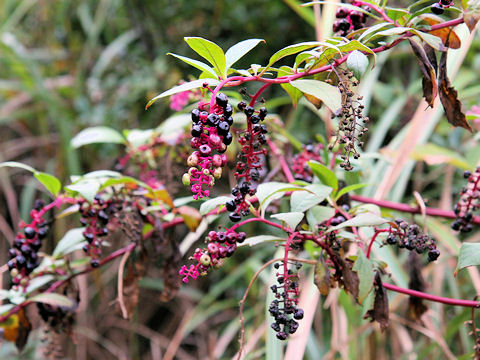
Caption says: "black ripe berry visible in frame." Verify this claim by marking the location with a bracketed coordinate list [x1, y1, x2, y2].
[207, 113, 220, 126]
[217, 121, 230, 136]
[90, 259, 100, 268]
[226, 200, 237, 212]
[276, 331, 287, 340]
[216, 93, 229, 107]
[229, 212, 242, 222]
[428, 249, 440, 262]
[191, 124, 203, 137]
[237, 101, 247, 111]
[250, 114, 261, 124]
[223, 132, 233, 145]
[431, 3, 444, 14]
[24, 227, 36, 239]
[223, 104, 233, 117]
[191, 108, 201, 123]
[244, 106, 255, 117]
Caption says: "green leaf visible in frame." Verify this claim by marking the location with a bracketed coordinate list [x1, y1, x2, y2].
[0, 161, 61, 196]
[167, 53, 217, 78]
[277, 66, 303, 107]
[225, 39, 265, 70]
[410, 143, 471, 169]
[25, 275, 55, 294]
[347, 50, 369, 79]
[306, 206, 336, 230]
[290, 79, 342, 112]
[52, 227, 87, 257]
[184, 37, 226, 78]
[271, 212, 305, 229]
[146, 78, 220, 109]
[264, 42, 320, 72]
[34, 172, 61, 196]
[65, 179, 101, 203]
[409, 29, 445, 51]
[71, 126, 125, 148]
[328, 213, 388, 232]
[335, 183, 370, 200]
[290, 184, 332, 213]
[256, 182, 302, 216]
[156, 114, 192, 136]
[307, 160, 338, 192]
[352, 249, 374, 304]
[240, 235, 288, 247]
[358, 23, 394, 43]
[455, 243, 480, 276]
[199, 196, 232, 216]
[29, 293, 75, 308]
[375, 26, 411, 37]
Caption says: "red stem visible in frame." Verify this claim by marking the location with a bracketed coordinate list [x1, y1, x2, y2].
[366, 229, 389, 259]
[267, 139, 295, 183]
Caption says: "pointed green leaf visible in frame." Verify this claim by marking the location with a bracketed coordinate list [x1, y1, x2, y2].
[290, 79, 342, 112]
[240, 235, 288, 247]
[264, 42, 321, 72]
[328, 213, 388, 232]
[271, 212, 304, 229]
[306, 206, 336, 229]
[455, 243, 480, 276]
[225, 39, 265, 69]
[71, 126, 125, 148]
[33, 172, 61, 196]
[167, 53, 217, 78]
[290, 184, 332, 213]
[146, 78, 220, 109]
[199, 196, 232, 215]
[352, 249, 374, 304]
[0, 161, 35, 173]
[52, 227, 87, 257]
[307, 160, 338, 192]
[30, 293, 75, 308]
[347, 50, 370, 79]
[335, 183, 370, 200]
[184, 37, 226, 78]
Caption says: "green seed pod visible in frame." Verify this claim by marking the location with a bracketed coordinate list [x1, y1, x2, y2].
[182, 173, 191, 186]
[200, 253, 211, 266]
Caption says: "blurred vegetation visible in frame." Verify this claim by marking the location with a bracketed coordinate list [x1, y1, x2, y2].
[1, 0, 480, 359]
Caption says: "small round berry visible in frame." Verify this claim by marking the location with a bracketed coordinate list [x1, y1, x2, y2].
[217, 121, 230, 136]
[428, 249, 440, 262]
[24, 227, 36, 239]
[8, 248, 17, 258]
[199, 144, 212, 156]
[16, 255, 26, 267]
[213, 167, 222, 179]
[259, 107, 267, 119]
[207, 113, 220, 126]
[200, 253, 211, 266]
[37, 227, 48, 239]
[237, 232, 246, 243]
[250, 114, 261, 124]
[191, 124, 203, 137]
[13, 236, 24, 249]
[216, 93, 229, 107]
[461, 224, 473, 233]
[226, 200, 237, 212]
[218, 246, 228, 258]
[464, 170, 472, 179]
[223, 104, 233, 117]
[7, 259, 16, 270]
[225, 116, 234, 126]
[191, 109, 201, 123]
[440, 0, 452, 6]
[386, 235, 397, 245]
[20, 244, 32, 256]
[90, 259, 100, 268]
[271, 322, 281, 332]
[208, 231, 218, 241]
[223, 132, 233, 145]
[335, 7, 349, 18]
[229, 212, 242, 222]
[207, 243, 218, 254]
[244, 106, 255, 117]
[431, 3, 444, 14]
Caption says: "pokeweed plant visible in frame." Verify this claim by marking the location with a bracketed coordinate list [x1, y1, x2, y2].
[1, 0, 480, 357]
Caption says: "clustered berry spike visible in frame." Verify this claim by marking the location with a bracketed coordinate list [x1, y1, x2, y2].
[8, 199, 49, 289]
[179, 229, 246, 282]
[226, 102, 268, 222]
[384, 219, 440, 261]
[328, 70, 368, 171]
[451, 168, 480, 233]
[183, 93, 232, 200]
[292, 143, 324, 182]
[269, 261, 303, 340]
[332, 1, 369, 36]
[79, 194, 121, 268]
[431, 0, 454, 15]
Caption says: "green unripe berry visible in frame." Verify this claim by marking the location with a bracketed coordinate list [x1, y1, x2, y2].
[203, 168, 210, 176]
[200, 253, 211, 266]
[182, 173, 191, 186]
[213, 167, 222, 179]
[187, 154, 198, 167]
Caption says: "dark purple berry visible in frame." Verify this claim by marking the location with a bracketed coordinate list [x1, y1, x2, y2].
[431, 3, 444, 14]
[237, 101, 247, 111]
[335, 7, 349, 18]
[217, 121, 230, 136]
[216, 93, 229, 107]
[237, 232, 246, 243]
[463, 170, 471, 179]
[24, 227, 36, 239]
[191, 108, 201, 123]
[223, 132, 233, 145]
[250, 114, 261, 124]
[271, 322, 281, 332]
[90, 259, 100, 268]
[244, 106, 255, 117]
[207, 113, 220, 126]
[223, 104, 233, 117]
[229, 212, 242, 222]
[428, 249, 440, 261]
[37, 227, 48, 239]
[226, 200, 237, 211]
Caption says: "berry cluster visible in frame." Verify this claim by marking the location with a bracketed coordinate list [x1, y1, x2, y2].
[431, 0, 453, 15]
[452, 168, 480, 232]
[292, 143, 324, 183]
[179, 229, 246, 283]
[329, 70, 368, 171]
[79, 194, 119, 267]
[384, 219, 440, 261]
[333, 2, 369, 36]
[8, 200, 49, 288]
[183, 93, 233, 200]
[268, 262, 304, 340]
[225, 101, 268, 222]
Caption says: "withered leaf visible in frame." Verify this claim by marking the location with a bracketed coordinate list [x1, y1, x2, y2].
[304, 93, 323, 109]
[422, 17, 461, 49]
[407, 253, 428, 320]
[438, 47, 473, 132]
[335, 255, 359, 302]
[464, 12, 480, 32]
[117, 260, 141, 319]
[177, 206, 202, 232]
[409, 39, 437, 107]
[16, 309, 32, 352]
[364, 272, 389, 331]
[314, 256, 331, 296]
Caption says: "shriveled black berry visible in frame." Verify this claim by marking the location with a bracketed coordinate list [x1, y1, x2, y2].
[229, 212, 241, 222]
[216, 93, 229, 107]
[338, 18, 351, 31]
[335, 7, 349, 18]
[226, 200, 237, 212]
[431, 3, 444, 14]
[276, 331, 287, 340]
[217, 121, 230, 136]
[237, 101, 247, 111]
[244, 106, 255, 117]
[271, 322, 281, 332]
[223, 132, 233, 145]
[259, 107, 267, 119]
[24, 227, 36, 239]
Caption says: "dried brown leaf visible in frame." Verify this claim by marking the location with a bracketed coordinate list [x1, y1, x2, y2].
[438, 48, 473, 132]
[336, 255, 359, 302]
[409, 39, 437, 107]
[407, 253, 428, 320]
[464, 12, 480, 32]
[364, 272, 389, 331]
[314, 256, 331, 296]
[422, 17, 461, 49]
[177, 206, 202, 231]
[304, 93, 323, 109]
